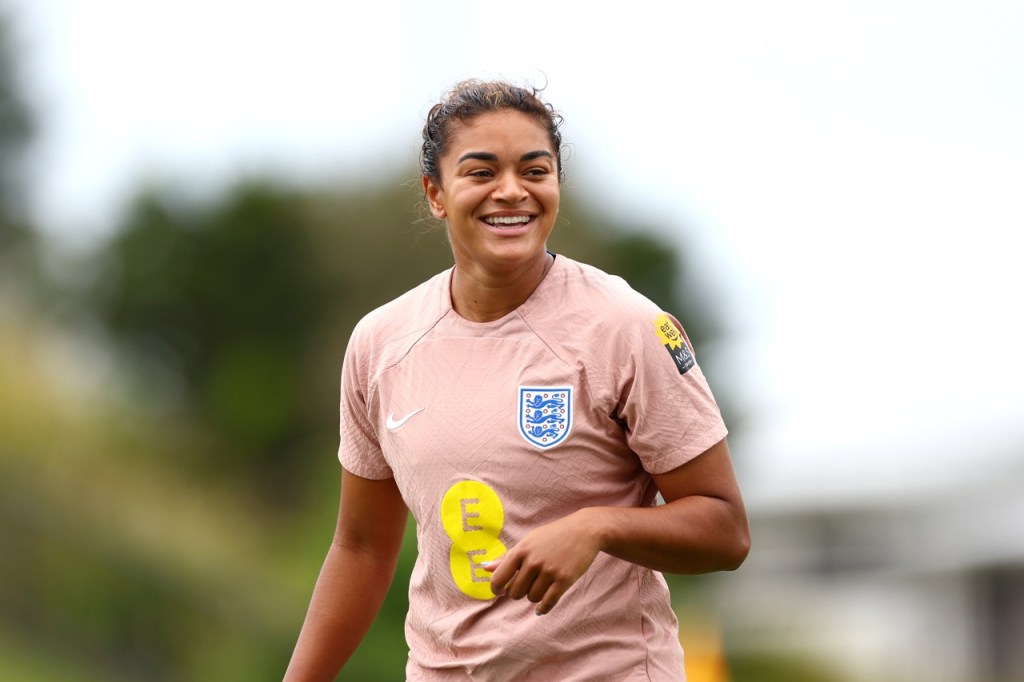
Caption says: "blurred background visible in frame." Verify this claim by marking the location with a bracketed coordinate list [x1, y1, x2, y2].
[1, 1, 1021, 680]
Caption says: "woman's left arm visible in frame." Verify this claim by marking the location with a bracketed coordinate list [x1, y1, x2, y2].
[487, 438, 749, 614]
[599, 437, 750, 573]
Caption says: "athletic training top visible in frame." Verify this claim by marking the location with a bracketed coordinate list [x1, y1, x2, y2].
[339, 254, 727, 681]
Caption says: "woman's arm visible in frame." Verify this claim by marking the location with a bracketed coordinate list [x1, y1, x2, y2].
[284, 469, 408, 681]
[592, 437, 749, 572]
[486, 438, 749, 615]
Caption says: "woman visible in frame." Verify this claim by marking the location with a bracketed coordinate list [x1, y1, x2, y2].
[285, 80, 750, 681]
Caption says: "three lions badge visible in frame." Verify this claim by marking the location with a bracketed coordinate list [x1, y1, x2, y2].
[518, 387, 572, 449]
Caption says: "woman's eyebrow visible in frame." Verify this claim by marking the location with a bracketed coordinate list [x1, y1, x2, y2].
[457, 151, 498, 163]
[456, 150, 553, 164]
[520, 150, 553, 162]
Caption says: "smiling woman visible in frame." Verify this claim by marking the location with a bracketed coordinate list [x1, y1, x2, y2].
[284, 80, 750, 682]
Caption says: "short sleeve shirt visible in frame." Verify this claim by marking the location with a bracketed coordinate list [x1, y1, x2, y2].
[339, 255, 727, 681]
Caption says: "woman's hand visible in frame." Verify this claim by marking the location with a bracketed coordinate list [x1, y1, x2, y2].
[482, 509, 604, 616]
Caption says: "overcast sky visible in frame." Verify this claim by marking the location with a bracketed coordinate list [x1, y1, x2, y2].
[7, 0, 1023, 507]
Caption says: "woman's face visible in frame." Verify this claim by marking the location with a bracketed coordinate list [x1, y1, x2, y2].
[424, 109, 560, 278]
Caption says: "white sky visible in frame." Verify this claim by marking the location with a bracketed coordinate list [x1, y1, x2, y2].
[7, 0, 1024, 507]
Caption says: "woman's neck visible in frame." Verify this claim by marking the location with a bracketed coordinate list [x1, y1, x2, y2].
[450, 252, 555, 322]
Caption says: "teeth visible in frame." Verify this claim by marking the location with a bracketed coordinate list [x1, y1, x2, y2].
[485, 215, 531, 225]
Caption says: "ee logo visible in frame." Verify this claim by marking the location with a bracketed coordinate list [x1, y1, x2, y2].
[440, 480, 507, 600]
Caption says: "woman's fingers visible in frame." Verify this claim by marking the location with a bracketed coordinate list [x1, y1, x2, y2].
[486, 510, 602, 613]
[535, 583, 565, 615]
[505, 562, 540, 601]
[526, 572, 555, 605]
[487, 553, 573, 614]
[484, 558, 513, 596]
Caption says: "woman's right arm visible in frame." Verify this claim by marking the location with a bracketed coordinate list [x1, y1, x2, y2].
[283, 468, 408, 682]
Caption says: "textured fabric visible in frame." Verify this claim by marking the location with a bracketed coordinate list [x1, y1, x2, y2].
[339, 255, 727, 681]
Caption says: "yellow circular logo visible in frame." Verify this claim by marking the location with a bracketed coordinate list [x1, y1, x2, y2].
[441, 480, 508, 599]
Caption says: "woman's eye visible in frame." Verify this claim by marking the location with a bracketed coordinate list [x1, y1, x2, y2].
[525, 167, 549, 176]
[469, 169, 493, 177]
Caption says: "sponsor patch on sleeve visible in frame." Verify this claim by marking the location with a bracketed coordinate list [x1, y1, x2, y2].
[654, 313, 695, 375]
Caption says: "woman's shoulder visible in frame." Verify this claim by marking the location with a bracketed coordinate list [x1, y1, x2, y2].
[548, 255, 663, 320]
[523, 256, 673, 366]
[348, 267, 453, 354]
[541, 256, 701, 377]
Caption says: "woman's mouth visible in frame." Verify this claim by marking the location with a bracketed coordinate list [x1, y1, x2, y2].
[483, 215, 532, 228]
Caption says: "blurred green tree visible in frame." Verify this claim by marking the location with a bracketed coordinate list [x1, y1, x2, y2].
[0, 8, 41, 292]
[0, 9, 32, 219]
[83, 183, 329, 497]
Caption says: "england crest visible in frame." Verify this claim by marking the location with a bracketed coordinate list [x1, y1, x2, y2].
[518, 387, 572, 449]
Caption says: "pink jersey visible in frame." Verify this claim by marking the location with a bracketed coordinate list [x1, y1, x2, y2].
[339, 255, 727, 681]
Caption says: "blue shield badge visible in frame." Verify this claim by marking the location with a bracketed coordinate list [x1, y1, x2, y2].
[518, 387, 572, 449]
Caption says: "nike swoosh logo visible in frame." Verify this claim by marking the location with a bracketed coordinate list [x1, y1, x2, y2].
[386, 408, 424, 430]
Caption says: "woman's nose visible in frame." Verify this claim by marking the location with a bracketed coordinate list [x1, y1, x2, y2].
[492, 172, 528, 203]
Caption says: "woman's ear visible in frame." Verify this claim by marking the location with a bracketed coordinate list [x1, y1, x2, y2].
[423, 176, 447, 220]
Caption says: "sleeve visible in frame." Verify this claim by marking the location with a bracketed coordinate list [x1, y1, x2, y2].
[337, 321, 394, 479]
[615, 306, 728, 475]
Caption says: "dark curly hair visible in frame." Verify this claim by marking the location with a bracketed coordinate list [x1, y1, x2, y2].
[420, 79, 565, 185]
